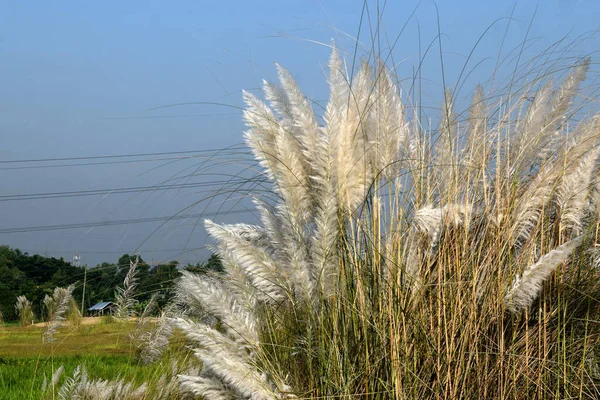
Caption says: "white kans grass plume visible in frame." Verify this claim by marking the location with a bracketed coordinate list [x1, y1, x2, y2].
[204, 221, 291, 304]
[557, 148, 600, 234]
[532, 59, 591, 166]
[131, 292, 176, 364]
[465, 85, 487, 162]
[509, 165, 559, 247]
[174, 318, 283, 400]
[175, 270, 259, 348]
[412, 204, 473, 247]
[511, 80, 555, 176]
[42, 364, 65, 396]
[370, 65, 409, 180]
[52, 365, 65, 386]
[136, 309, 173, 365]
[43, 294, 55, 321]
[504, 236, 584, 313]
[152, 365, 201, 400]
[177, 375, 237, 400]
[115, 255, 140, 319]
[58, 365, 147, 400]
[43, 284, 75, 343]
[15, 295, 33, 326]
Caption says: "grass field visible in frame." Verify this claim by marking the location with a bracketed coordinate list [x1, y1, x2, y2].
[0, 318, 188, 399]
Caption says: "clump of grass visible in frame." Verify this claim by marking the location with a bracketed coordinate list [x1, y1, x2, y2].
[168, 43, 600, 399]
[14, 295, 33, 327]
[42, 285, 75, 344]
[56, 365, 147, 400]
[66, 298, 82, 327]
[101, 315, 116, 325]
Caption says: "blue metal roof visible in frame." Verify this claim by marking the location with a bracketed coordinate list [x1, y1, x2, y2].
[88, 301, 114, 311]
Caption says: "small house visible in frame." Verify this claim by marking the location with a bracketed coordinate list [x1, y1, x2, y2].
[87, 301, 116, 316]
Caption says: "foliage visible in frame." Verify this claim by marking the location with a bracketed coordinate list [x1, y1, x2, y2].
[0, 247, 221, 321]
[183, 254, 224, 274]
[0, 246, 81, 321]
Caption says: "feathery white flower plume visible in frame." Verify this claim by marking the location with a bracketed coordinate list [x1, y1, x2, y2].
[115, 256, 140, 319]
[557, 148, 600, 234]
[505, 236, 583, 313]
[176, 270, 258, 347]
[43, 284, 75, 343]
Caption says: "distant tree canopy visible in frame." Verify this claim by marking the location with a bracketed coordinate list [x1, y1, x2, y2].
[183, 253, 224, 274]
[0, 246, 222, 321]
[0, 246, 80, 321]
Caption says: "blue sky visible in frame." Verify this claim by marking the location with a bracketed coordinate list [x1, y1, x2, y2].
[0, 1, 599, 266]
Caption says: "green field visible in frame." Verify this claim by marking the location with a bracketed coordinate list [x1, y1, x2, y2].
[0, 319, 187, 399]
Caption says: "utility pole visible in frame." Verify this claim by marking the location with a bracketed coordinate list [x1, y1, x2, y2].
[74, 252, 86, 317]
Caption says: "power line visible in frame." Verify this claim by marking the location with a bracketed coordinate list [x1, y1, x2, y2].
[17, 248, 205, 255]
[0, 177, 266, 201]
[0, 145, 246, 164]
[0, 152, 253, 171]
[100, 112, 238, 120]
[0, 209, 253, 234]
[0, 156, 252, 171]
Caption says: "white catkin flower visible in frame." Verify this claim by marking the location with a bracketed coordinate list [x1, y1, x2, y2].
[15, 295, 33, 326]
[178, 375, 238, 400]
[174, 318, 278, 399]
[43, 285, 75, 343]
[115, 256, 140, 319]
[505, 236, 583, 313]
[205, 220, 291, 303]
[58, 365, 146, 400]
[137, 310, 173, 364]
[51, 365, 64, 387]
[557, 148, 600, 234]
[175, 271, 259, 347]
[412, 204, 471, 246]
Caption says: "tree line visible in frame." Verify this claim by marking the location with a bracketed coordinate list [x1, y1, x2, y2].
[0, 245, 222, 321]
